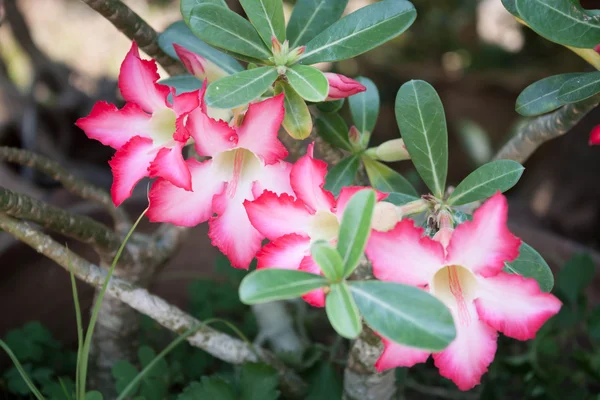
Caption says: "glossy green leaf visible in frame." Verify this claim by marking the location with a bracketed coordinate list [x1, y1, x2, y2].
[363, 157, 418, 196]
[395, 80, 448, 198]
[205, 67, 278, 109]
[447, 160, 524, 206]
[317, 98, 344, 113]
[240, 0, 286, 45]
[159, 75, 203, 94]
[501, 0, 518, 17]
[504, 242, 555, 293]
[348, 77, 379, 133]
[274, 81, 312, 139]
[311, 241, 344, 281]
[315, 113, 352, 151]
[326, 283, 362, 339]
[286, 65, 329, 102]
[287, 0, 348, 47]
[516, 0, 600, 48]
[239, 269, 329, 304]
[337, 189, 376, 278]
[324, 155, 360, 196]
[181, 0, 227, 25]
[299, 0, 416, 64]
[189, 4, 271, 61]
[384, 192, 420, 206]
[350, 281, 456, 350]
[558, 71, 600, 103]
[159, 21, 244, 75]
[516, 73, 584, 116]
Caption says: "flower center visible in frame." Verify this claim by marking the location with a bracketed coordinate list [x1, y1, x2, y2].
[431, 265, 478, 326]
[149, 107, 177, 146]
[212, 148, 261, 199]
[308, 210, 340, 242]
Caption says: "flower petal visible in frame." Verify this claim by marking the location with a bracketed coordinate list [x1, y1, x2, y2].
[252, 161, 294, 198]
[374, 334, 431, 372]
[118, 42, 170, 113]
[256, 234, 311, 270]
[209, 185, 263, 269]
[75, 102, 152, 150]
[474, 272, 561, 340]
[290, 143, 336, 212]
[432, 302, 498, 391]
[147, 159, 225, 226]
[171, 88, 200, 117]
[188, 84, 238, 157]
[108, 136, 157, 207]
[366, 219, 445, 287]
[236, 94, 287, 165]
[590, 125, 600, 145]
[446, 193, 521, 277]
[148, 142, 191, 191]
[299, 256, 326, 307]
[245, 191, 313, 240]
[324, 73, 366, 101]
[335, 186, 388, 220]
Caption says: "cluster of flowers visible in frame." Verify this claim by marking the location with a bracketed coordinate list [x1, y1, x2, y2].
[77, 43, 561, 391]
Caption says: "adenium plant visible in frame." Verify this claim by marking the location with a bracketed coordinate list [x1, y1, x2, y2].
[69, 0, 600, 394]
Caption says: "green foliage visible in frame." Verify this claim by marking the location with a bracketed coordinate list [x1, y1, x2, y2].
[324, 155, 360, 196]
[286, 0, 348, 48]
[555, 253, 595, 306]
[274, 81, 312, 139]
[285, 65, 329, 102]
[205, 67, 278, 108]
[504, 242, 555, 293]
[348, 77, 380, 134]
[239, 269, 329, 304]
[315, 112, 352, 152]
[239, 0, 286, 45]
[557, 72, 600, 103]
[159, 75, 204, 95]
[516, 73, 585, 117]
[181, 0, 228, 25]
[326, 283, 362, 339]
[311, 240, 344, 281]
[363, 157, 418, 196]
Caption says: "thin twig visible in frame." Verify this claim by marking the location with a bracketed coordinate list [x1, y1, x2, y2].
[0, 146, 130, 230]
[79, 0, 184, 76]
[494, 96, 600, 163]
[0, 186, 127, 263]
[0, 215, 307, 399]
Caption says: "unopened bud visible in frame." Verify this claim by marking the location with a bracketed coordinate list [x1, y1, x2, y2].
[174, 43, 228, 82]
[371, 201, 400, 232]
[369, 139, 410, 162]
[286, 46, 306, 64]
[348, 126, 362, 150]
[271, 36, 282, 54]
[396, 199, 429, 220]
[324, 73, 366, 101]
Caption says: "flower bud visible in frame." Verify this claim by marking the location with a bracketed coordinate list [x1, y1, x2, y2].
[348, 126, 362, 151]
[324, 73, 366, 101]
[173, 44, 228, 82]
[369, 139, 410, 162]
[590, 125, 600, 146]
[371, 201, 400, 232]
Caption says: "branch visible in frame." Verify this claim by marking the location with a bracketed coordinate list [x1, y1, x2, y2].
[80, 0, 184, 76]
[0, 215, 307, 398]
[0, 186, 127, 262]
[494, 96, 600, 163]
[0, 146, 129, 230]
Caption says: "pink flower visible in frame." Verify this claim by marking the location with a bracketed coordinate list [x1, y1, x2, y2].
[244, 143, 386, 306]
[147, 82, 292, 270]
[365, 193, 561, 391]
[590, 125, 600, 145]
[76, 42, 198, 206]
[173, 44, 229, 82]
[324, 73, 366, 101]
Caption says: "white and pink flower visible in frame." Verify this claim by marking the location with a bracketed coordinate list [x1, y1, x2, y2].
[324, 73, 366, 101]
[147, 82, 292, 270]
[76, 42, 198, 206]
[244, 143, 386, 306]
[365, 193, 561, 390]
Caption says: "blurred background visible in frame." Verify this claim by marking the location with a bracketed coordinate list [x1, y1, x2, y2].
[1, 0, 600, 397]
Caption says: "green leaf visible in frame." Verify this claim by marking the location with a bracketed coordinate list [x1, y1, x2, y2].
[274, 81, 312, 139]
[189, 4, 271, 61]
[337, 189, 376, 278]
[363, 157, 418, 196]
[317, 98, 344, 113]
[287, 0, 348, 48]
[555, 253, 595, 305]
[516, 0, 600, 48]
[384, 192, 420, 206]
[324, 155, 360, 196]
[447, 160, 524, 206]
[501, 0, 519, 17]
[112, 361, 140, 395]
[516, 73, 585, 117]
[311, 241, 344, 281]
[350, 281, 456, 350]
[159, 75, 204, 94]
[306, 363, 342, 400]
[240, 363, 279, 400]
[315, 113, 352, 151]
[205, 67, 278, 109]
[326, 283, 362, 339]
[181, 0, 228, 25]
[85, 391, 103, 400]
[299, 0, 416, 64]
[239, 269, 329, 304]
[504, 242, 555, 293]
[348, 77, 379, 133]
[557, 71, 600, 103]
[286, 65, 329, 102]
[240, 0, 286, 45]
[177, 377, 236, 400]
[159, 21, 243, 75]
[395, 80, 448, 198]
